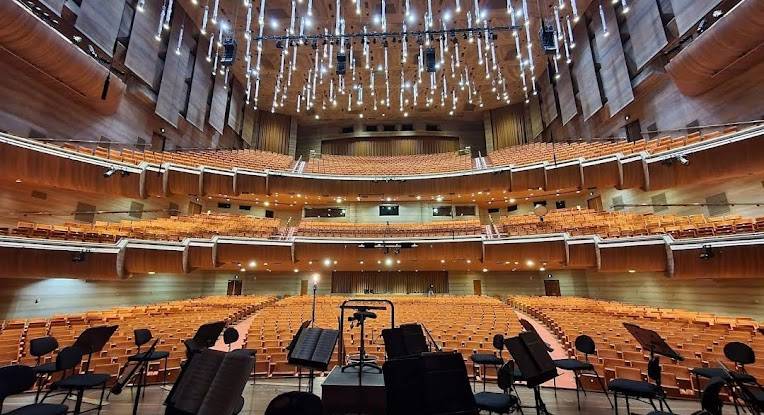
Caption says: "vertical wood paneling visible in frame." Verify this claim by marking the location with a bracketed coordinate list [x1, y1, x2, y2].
[74, 0, 125, 56]
[556, 60, 577, 125]
[671, 0, 722, 36]
[538, 70, 559, 127]
[155, 10, 192, 127]
[241, 105, 257, 146]
[208, 71, 229, 133]
[331, 271, 448, 294]
[625, 0, 668, 70]
[529, 95, 544, 139]
[572, 21, 603, 121]
[593, 1, 635, 117]
[491, 104, 526, 149]
[227, 81, 244, 133]
[125, 0, 164, 89]
[186, 37, 213, 131]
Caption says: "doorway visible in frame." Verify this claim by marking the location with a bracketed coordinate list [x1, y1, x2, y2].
[188, 201, 202, 215]
[473, 280, 482, 296]
[300, 280, 309, 296]
[587, 195, 604, 211]
[227, 280, 242, 296]
[544, 280, 561, 296]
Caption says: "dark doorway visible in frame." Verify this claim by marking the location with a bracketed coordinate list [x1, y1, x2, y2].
[227, 280, 242, 296]
[544, 280, 561, 296]
[473, 280, 482, 296]
[625, 119, 642, 142]
[300, 280, 309, 296]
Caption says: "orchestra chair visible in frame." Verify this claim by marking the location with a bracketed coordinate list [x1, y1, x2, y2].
[223, 328, 240, 352]
[264, 391, 323, 415]
[552, 335, 612, 409]
[28, 337, 59, 403]
[128, 329, 169, 387]
[473, 361, 522, 414]
[648, 377, 726, 415]
[0, 365, 68, 415]
[608, 357, 670, 415]
[470, 334, 505, 391]
[43, 346, 109, 415]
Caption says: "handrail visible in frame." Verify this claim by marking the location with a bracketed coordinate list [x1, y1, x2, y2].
[419, 322, 442, 352]
[639, 120, 763, 137]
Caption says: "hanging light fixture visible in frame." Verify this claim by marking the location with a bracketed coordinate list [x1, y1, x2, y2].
[599, 2, 609, 37]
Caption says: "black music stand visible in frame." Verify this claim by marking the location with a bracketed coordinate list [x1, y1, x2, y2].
[183, 321, 226, 359]
[506, 331, 559, 415]
[621, 323, 683, 414]
[69, 325, 118, 414]
[287, 321, 339, 393]
[287, 321, 312, 392]
[110, 339, 160, 415]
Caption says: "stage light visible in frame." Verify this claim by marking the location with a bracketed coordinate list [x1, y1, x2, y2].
[103, 167, 117, 178]
[675, 154, 689, 165]
[313, 273, 320, 283]
[249, 260, 257, 268]
[385, 257, 394, 266]
[526, 259, 535, 267]
[699, 245, 714, 260]
[323, 258, 332, 267]
[482, 268, 488, 272]
[293, 269, 299, 273]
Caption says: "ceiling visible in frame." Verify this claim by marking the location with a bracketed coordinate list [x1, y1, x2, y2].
[175, 0, 592, 121]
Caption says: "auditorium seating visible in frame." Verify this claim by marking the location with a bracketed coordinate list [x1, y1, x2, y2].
[0, 296, 276, 384]
[486, 128, 736, 168]
[1, 214, 282, 242]
[245, 295, 523, 378]
[297, 219, 483, 238]
[508, 296, 763, 398]
[496, 207, 763, 239]
[303, 152, 474, 175]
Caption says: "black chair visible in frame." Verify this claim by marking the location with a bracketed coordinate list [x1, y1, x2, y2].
[0, 365, 68, 415]
[552, 334, 612, 409]
[43, 346, 109, 415]
[223, 327, 240, 351]
[264, 391, 323, 415]
[28, 337, 59, 403]
[128, 329, 169, 386]
[608, 356, 670, 414]
[692, 342, 757, 392]
[471, 334, 505, 391]
[473, 361, 522, 414]
[647, 377, 726, 415]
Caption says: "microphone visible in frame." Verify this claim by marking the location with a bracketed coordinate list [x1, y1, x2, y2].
[101, 74, 111, 100]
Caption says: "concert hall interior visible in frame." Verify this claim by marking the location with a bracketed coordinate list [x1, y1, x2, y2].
[1, 0, 764, 414]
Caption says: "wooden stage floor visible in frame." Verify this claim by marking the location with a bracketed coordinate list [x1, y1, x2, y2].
[3, 377, 711, 415]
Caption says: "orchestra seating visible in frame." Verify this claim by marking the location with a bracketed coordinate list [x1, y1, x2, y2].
[297, 219, 483, 238]
[0, 296, 276, 384]
[508, 296, 764, 398]
[1, 214, 282, 242]
[245, 295, 522, 378]
[486, 128, 735, 167]
[496, 208, 763, 238]
[303, 152, 474, 175]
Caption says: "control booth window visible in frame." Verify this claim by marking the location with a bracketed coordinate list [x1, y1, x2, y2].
[455, 205, 476, 216]
[379, 205, 400, 216]
[432, 206, 453, 217]
[304, 207, 346, 218]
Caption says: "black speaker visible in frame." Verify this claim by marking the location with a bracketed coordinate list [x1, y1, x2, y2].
[220, 38, 237, 66]
[425, 47, 436, 72]
[336, 53, 346, 75]
[540, 24, 556, 54]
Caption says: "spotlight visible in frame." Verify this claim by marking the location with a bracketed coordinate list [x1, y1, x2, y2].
[675, 154, 689, 165]
[103, 167, 117, 178]
[699, 245, 714, 260]
[72, 251, 87, 262]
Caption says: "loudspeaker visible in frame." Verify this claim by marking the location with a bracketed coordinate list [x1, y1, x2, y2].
[336, 53, 347, 75]
[220, 38, 237, 66]
[540, 24, 556, 54]
[425, 48, 436, 72]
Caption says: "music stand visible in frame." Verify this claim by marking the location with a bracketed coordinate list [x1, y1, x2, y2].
[183, 321, 226, 359]
[623, 323, 683, 413]
[506, 331, 558, 415]
[110, 338, 160, 415]
[69, 325, 118, 414]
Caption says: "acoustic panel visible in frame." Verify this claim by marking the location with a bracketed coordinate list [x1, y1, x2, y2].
[208, 70, 230, 134]
[227, 81, 244, 133]
[39, 0, 64, 16]
[155, 10, 193, 127]
[528, 95, 543, 139]
[572, 21, 603, 120]
[556, 60, 577, 125]
[74, 0, 125, 56]
[625, 0, 668, 70]
[671, 0, 722, 36]
[491, 104, 526, 149]
[186, 37, 214, 131]
[538, 70, 558, 127]
[593, 1, 634, 117]
[241, 105, 258, 146]
[125, 0, 164, 89]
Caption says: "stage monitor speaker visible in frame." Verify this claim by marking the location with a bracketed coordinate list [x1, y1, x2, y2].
[220, 38, 237, 66]
[336, 53, 347, 75]
[425, 48, 436, 72]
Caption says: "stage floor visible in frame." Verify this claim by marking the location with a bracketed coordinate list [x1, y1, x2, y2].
[3, 377, 712, 415]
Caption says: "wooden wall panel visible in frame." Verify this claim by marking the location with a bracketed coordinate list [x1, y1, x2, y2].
[208, 71, 229, 133]
[155, 11, 192, 127]
[593, 1, 634, 117]
[671, 0, 722, 36]
[572, 21, 602, 121]
[227, 82, 244, 133]
[538, 70, 559, 127]
[320, 136, 459, 156]
[186, 37, 214, 131]
[124, 0, 164, 89]
[528, 95, 544, 139]
[490, 104, 526, 149]
[74, 0, 125, 56]
[556, 61, 577, 125]
[331, 271, 448, 294]
[241, 105, 257, 146]
[256, 111, 291, 154]
[625, 0, 668, 70]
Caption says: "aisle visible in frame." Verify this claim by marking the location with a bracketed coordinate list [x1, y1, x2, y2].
[212, 314, 255, 351]
[514, 309, 578, 389]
